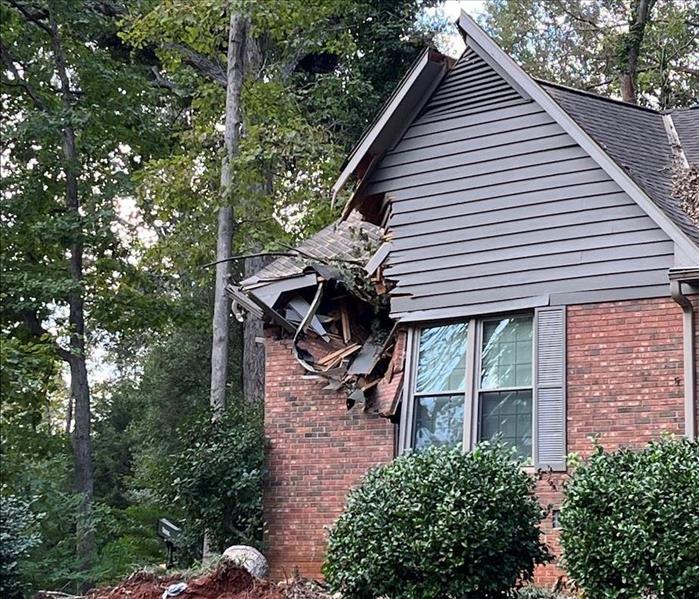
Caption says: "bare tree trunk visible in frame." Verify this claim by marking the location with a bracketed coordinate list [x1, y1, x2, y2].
[210, 9, 247, 416]
[48, 2, 94, 589]
[243, 254, 270, 402]
[619, 0, 656, 103]
[204, 5, 248, 559]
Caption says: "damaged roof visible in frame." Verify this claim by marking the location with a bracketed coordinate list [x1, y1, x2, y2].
[234, 9, 698, 324]
[240, 211, 382, 288]
[541, 83, 699, 245]
[227, 212, 399, 415]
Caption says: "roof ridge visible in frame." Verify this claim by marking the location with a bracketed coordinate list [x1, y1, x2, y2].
[536, 78, 661, 114]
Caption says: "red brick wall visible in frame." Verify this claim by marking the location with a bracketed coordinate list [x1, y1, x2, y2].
[263, 296, 690, 585]
[263, 333, 395, 579]
[567, 297, 685, 456]
[535, 296, 687, 586]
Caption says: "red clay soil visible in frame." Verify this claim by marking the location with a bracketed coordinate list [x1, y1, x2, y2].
[82, 562, 328, 599]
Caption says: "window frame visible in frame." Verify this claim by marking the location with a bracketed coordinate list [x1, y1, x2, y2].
[399, 314, 535, 457]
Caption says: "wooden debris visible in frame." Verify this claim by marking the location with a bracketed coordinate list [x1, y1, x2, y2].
[317, 343, 361, 369]
[340, 301, 352, 344]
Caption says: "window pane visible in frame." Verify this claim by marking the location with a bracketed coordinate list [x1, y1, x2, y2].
[416, 323, 468, 393]
[478, 390, 532, 459]
[414, 395, 464, 450]
[481, 317, 533, 389]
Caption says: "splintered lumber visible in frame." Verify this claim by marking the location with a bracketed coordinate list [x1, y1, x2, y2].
[317, 343, 361, 368]
[340, 301, 352, 344]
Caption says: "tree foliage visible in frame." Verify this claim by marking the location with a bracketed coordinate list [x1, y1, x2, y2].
[8, 0, 697, 594]
[480, 0, 699, 108]
[0, 495, 42, 599]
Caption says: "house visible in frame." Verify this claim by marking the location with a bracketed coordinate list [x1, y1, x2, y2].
[229, 11, 699, 585]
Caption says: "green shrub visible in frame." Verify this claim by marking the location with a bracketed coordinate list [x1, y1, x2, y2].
[559, 438, 699, 598]
[323, 442, 550, 599]
[160, 401, 264, 553]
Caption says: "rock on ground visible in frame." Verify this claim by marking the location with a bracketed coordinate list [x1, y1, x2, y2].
[222, 545, 269, 579]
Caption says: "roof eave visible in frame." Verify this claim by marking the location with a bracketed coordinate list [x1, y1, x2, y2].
[331, 48, 451, 203]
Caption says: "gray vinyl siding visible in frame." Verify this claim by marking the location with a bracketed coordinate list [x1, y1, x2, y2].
[363, 49, 675, 321]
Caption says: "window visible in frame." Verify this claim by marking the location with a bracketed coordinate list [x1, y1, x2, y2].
[413, 323, 468, 450]
[478, 317, 533, 460]
[405, 315, 534, 459]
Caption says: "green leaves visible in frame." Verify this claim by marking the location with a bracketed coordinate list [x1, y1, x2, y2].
[481, 0, 698, 109]
[559, 438, 699, 598]
[0, 495, 42, 599]
[323, 442, 551, 599]
[151, 402, 265, 553]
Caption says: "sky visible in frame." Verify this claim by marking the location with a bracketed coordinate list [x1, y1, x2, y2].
[430, 0, 487, 56]
[443, 0, 487, 19]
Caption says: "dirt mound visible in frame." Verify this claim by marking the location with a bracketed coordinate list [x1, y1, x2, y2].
[81, 561, 329, 599]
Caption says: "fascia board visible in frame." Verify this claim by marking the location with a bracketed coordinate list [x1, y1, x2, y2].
[457, 10, 699, 261]
[332, 49, 447, 201]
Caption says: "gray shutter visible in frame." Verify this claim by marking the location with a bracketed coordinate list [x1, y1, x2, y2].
[535, 306, 567, 471]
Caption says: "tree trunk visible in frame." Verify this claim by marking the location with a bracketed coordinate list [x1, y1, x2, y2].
[619, 0, 656, 104]
[243, 254, 270, 402]
[48, 3, 95, 588]
[204, 5, 248, 559]
[209, 9, 247, 415]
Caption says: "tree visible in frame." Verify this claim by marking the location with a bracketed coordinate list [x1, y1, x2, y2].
[480, 0, 699, 108]
[210, 8, 247, 414]
[124, 0, 446, 406]
[2, 0, 448, 588]
[1, 0, 174, 587]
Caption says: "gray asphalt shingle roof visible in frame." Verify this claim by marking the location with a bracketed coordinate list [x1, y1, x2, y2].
[240, 211, 382, 288]
[541, 82, 699, 245]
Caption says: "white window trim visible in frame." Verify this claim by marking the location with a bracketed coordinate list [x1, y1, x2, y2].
[399, 315, 534, 456]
